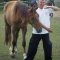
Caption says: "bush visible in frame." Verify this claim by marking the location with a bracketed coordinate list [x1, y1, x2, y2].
[55, 2, 60, 8]
[0, 0, 4, 2]
[4, 0, 10, 2]
[0, 0, 10, 2]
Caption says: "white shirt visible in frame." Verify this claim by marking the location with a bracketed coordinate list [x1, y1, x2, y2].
[32, 7, 53, 34]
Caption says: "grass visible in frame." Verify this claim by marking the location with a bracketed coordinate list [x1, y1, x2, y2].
[0, 10, 60, 60]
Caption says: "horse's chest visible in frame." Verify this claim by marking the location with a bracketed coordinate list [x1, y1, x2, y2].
[15, 20, 27, 28]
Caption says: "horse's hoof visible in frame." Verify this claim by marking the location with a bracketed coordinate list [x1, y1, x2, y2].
[15, 47, 17, 54]
[15, 51, 17, 54]
[11, 54, 15, 58]
[10, 52, 15, 58]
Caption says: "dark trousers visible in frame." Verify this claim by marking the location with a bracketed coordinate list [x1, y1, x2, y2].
[25, 33, 52, 60]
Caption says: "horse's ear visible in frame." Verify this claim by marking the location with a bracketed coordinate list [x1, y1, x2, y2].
[27, 6, 38, 13]
[34, 6, 38, 10]
[27, 7, 38, 15]
[27, 7, 33, 15]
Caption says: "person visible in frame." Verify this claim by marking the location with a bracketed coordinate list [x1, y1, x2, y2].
[24, 0, 59, 60]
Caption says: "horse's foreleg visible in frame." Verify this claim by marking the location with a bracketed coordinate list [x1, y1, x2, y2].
[22, 28, 27, 53]
[22, 27, 27, 59]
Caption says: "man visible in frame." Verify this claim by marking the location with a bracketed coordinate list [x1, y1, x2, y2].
[24, 0, 59, 60]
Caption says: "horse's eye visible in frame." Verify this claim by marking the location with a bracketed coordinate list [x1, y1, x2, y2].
[32, 17, 35, 20]
[31, 17, 35, 23]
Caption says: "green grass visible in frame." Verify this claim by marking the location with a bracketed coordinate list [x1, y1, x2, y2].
[0, 11, 60, 60]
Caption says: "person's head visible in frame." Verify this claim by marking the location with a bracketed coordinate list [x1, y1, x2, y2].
[37, 0, 45, 9]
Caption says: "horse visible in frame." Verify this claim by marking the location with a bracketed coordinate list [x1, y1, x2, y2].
[46, 0, 55, 6]
[4, 1, 42, 58]
[46, 0, 55, 17]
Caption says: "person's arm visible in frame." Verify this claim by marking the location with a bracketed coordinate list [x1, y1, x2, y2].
[46, 6, 59, 11]
[39, 21, 53, 33]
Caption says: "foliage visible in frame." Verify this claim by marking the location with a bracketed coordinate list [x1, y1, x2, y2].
[0, 0, 10, 2]
[55, 2, 60, 8]
[0, 0, 4, 2]
[21, 0, 28, 1]
[4, 0, 10, 2]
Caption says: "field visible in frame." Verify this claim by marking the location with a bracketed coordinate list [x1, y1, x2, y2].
[0, 10, 60, 60]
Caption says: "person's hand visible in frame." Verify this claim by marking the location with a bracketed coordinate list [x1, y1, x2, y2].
[47, 28, 53, 33]
[44, 5, 48, 9]
[44, 5, 51, 9]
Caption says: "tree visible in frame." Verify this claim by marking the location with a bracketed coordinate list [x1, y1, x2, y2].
[4, 0, 10, 2]
[0, 0, 4, 2]
[21, 0, 28, 1]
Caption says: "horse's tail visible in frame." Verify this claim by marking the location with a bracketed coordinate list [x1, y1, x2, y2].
[4, 17, 11, 45]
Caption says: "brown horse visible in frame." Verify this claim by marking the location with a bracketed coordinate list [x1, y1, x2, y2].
[4, 1, 42, 58]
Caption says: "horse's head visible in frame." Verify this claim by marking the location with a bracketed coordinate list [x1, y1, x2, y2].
[26, 7, 42, 33]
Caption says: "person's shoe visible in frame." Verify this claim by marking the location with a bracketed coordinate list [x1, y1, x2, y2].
[23, 53, 27, 60]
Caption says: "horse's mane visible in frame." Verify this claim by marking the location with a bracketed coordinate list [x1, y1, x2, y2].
[14, 1, 30, 18]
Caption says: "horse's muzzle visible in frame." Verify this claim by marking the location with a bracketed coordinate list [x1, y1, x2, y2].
[36, 28, 42, 33]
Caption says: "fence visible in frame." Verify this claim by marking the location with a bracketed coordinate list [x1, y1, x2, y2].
[0, 2, 6, 9]
[0, 1, 60, 10]
[0, 1, 29, 9]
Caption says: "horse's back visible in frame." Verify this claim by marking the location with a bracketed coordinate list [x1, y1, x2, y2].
[4, 1, 29, 26]
[4, 1, 17, 12]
